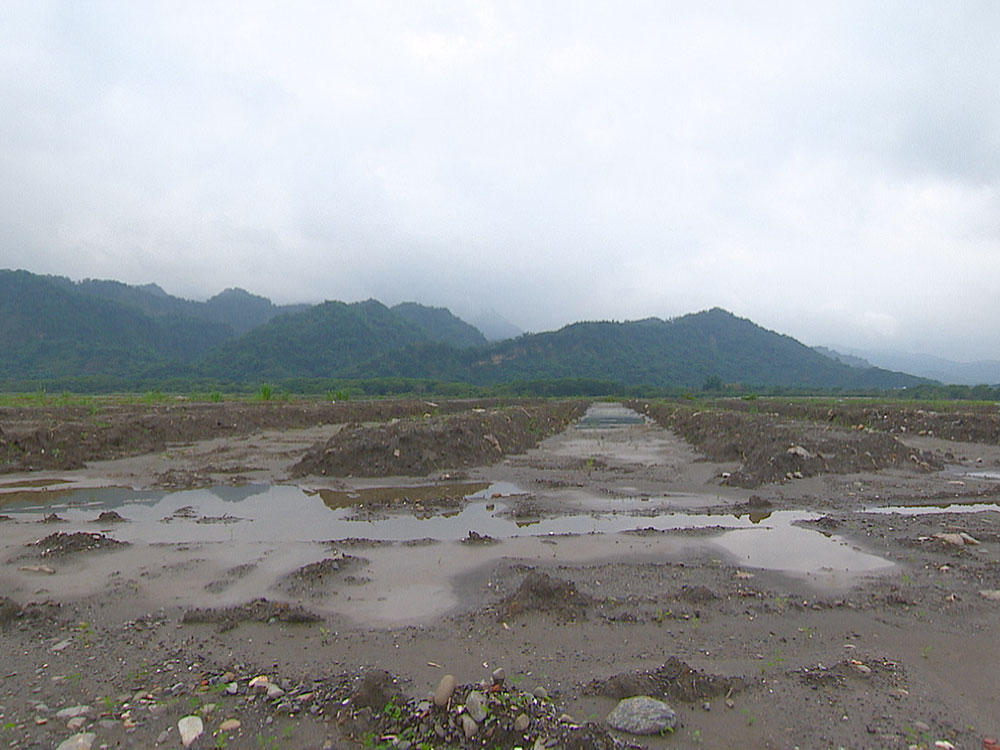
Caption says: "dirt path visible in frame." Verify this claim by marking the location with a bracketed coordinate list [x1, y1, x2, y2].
[1, 400, 999, 749]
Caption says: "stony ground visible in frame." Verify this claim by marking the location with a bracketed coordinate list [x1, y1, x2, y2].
[1, 398, 999, 749]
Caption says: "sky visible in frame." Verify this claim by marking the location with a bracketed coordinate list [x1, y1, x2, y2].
[1, 1, 998, 361]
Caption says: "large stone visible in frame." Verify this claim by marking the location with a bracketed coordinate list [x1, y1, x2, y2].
[55, 706, 92, 720]
[465, 690, 487, 722]
[606, 696, 677, 735]
[434, 674, 456, 707]
[56, 734, 95, 750]
[178, 715, 204, 747]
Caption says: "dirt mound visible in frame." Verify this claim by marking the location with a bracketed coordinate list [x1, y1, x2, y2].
[585, 656, 746, 703]
[26, 531, 128, 558]
[720, 398, 1000, 444]
[633, 402, 942, 487]
[277, 554, 365, 596]
[498, 571, 596, 622]
[181, 597, 322, 630]
[0, 398, 505, 473]
[291, 401, 587, 478]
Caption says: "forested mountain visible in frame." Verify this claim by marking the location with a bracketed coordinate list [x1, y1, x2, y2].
[0, 269, 926, 390]
[196, 299, 434, 379]
[0, 270, 231, 377]
[391, 302, 488, 348]
[53, 276, 307, 335]
[353, 308, 924, 389]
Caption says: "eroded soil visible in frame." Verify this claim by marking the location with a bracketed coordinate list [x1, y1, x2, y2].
[0, 398, 999, 749]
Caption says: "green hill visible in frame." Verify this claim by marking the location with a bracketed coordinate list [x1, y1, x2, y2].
[0, 270, 231, 378]
[196, 299, 432, 380]
[353, 308, 924, 390]
[391, 303, 487, 348]
[0, 269, 926, 391]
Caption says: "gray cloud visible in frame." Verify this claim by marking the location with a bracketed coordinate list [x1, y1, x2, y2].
[1, 1, 998, 360]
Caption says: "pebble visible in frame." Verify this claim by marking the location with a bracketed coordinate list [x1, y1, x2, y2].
[219, 718, 241, 731]
[514, 713, 530, 732]
[178, 715, 204, 747]
[55, 733, 96, 750]
[533, 686, 548, 700]
[461, 714, 478, 739]
[66, 716, 86, 731]
[465, 690, 487, 722]
[225, 682, 239, 695]
[606, 696, 678, 735]
[914, 721, 931, 732]
[51, 639, 72, 653]
[249, 675, 270, 691]
[434, 674, 456, 707]
[491, 667, 506, 686]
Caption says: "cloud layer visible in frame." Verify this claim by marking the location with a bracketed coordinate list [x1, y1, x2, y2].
[2, 1, 998, 359]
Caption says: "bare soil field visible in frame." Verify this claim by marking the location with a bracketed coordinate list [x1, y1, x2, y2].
[1, 398, 999, 750]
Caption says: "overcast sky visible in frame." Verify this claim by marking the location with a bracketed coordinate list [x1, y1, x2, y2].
[2, 1, 998, 360]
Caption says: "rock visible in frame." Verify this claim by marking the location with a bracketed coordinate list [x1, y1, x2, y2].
[491, 667, 506, 686]
[56, 733, 95, 750]
[266, 684, 285, 699]
[434, 674, 456, 707]
[51, 639, 72, 652]
[66, 716, 86, 730]
[55, 706, 92, 720]
[606, 696, 678, 735]
[787, 445, 814, 460]
[249, 675, 270, 691]
[465, 690, 487, 722]
[225, 682, 238, 695]
[979, 590, 1000, 602]
[913, 720, 931, 732]
[461, 714, 478, 739]
[178, 715, 204, 747]
[934, 532, 978, 546]
[20, 564, 57, 575]
[514, 713, 530, 732]
[219, 719, 241, 731]
[533, 686, 548, 700]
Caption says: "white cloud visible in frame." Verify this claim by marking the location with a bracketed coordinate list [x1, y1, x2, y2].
[1, 0, 998, 359]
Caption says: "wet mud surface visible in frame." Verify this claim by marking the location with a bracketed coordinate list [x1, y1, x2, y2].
[0, 398, 999, 748]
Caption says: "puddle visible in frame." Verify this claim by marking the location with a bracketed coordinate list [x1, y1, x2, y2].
[863, 502, 1000, 516]
[575, 402, 647, 429]
[1, 483, 892, 578]
[964, 471, 1000, 480]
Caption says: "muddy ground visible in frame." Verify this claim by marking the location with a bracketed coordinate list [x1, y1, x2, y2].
[1, 398, 999, 749]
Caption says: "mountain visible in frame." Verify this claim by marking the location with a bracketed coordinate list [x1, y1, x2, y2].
[202, 288, 310, 335]
[0, 269, 928, 390]
[391, 303, 488, 348]
[196, 299, 432, 379]
[354, 308, 924, 390]
[813, 346, 873, 369]
[0, 269, 231, 378]
[833, 348, 1000, 386]
[466, 306, 522, 342]
[61, 277, 307, 336]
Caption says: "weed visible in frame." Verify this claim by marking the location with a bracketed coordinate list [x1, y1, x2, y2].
[257, 384, 273, 401]
[739, 707, 756, 726]
[209, 391, 223, 403]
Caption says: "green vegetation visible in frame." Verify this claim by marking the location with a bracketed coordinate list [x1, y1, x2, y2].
[4, 268, 998, 396]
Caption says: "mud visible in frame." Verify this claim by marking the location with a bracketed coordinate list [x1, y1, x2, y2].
[291, 401, 587, 477]
[0, 398, 999, 748]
